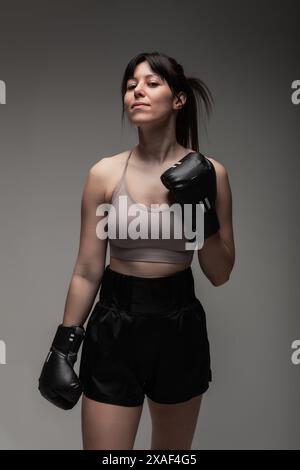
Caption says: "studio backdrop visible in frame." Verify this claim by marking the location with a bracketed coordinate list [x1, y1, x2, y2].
[0, 0, 299, 450]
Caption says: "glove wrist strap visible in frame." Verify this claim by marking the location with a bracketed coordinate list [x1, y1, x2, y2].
[51, 324, 85, 355]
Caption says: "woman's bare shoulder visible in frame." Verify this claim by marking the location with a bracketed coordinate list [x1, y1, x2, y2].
[88, 150, 130, 199]
[206, 155, 224, 170]
[206, 155, 229, 179]
[91, 150, 129, 174]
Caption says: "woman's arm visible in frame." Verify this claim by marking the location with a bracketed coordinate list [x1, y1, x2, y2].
[62, 159, 109, 326]
[197, 158, 235, 286]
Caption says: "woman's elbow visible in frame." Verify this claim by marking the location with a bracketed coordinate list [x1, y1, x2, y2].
[211, 254, 235, 286]
[210, 274, 230, 287]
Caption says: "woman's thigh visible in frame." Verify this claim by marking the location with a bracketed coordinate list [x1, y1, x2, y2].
[148, 394, 203, 450]
[81, 394, 144, 450]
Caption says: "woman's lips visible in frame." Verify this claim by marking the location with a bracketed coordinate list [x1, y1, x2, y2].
[132, 104, 149, 108]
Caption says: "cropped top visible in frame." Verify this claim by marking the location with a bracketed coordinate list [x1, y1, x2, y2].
[107, 149, 195, 264]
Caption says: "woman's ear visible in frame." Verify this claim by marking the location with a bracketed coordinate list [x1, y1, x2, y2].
[174, 91, 187, 110]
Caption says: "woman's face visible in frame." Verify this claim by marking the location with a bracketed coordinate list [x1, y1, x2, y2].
[124, 61, 181, 126]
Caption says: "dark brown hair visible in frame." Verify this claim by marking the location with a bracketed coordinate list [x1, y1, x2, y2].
[120, 51, 214, 152]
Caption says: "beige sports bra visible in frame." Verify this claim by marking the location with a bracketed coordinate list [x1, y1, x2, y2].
[107, 149, 195, 264]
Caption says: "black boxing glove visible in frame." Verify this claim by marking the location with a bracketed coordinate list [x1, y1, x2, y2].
[160, 152, 220, 240]
[38, 324, 85, 410]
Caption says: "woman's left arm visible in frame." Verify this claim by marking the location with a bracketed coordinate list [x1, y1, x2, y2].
[197, 158, 235, 286]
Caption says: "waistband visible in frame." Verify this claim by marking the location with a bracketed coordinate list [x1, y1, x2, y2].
[99, 264, 196, 314]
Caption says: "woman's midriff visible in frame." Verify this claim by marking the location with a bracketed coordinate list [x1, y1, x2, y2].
[106, 150, 195, 279]
[109, 256, 191, 278]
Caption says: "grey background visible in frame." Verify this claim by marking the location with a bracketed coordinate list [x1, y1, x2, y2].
[0, 0, 299, 449]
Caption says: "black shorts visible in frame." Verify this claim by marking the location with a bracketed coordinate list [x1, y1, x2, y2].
[79, 264, 212, 407]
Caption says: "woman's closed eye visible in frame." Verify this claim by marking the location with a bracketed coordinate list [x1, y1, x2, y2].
[127, 82, 159, 90]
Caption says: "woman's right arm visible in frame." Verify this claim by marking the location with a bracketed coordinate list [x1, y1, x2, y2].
[62, 159, 109, 327]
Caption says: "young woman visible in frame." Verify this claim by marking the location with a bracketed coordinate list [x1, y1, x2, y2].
[39, 51, 235, 450]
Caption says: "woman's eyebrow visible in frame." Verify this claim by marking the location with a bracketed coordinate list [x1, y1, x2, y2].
[129, 74, 160, 80]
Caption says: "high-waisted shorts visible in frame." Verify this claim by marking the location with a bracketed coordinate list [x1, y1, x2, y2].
[79, 264, 212, 407]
